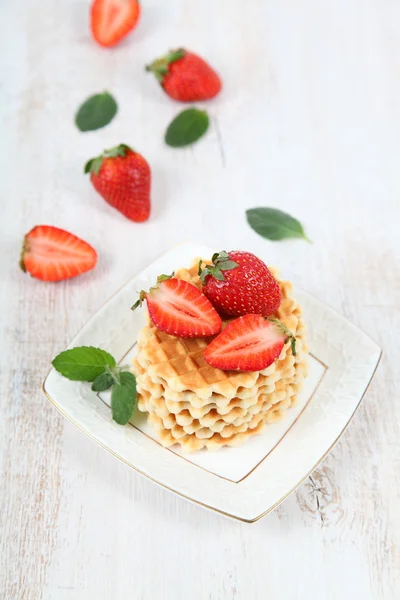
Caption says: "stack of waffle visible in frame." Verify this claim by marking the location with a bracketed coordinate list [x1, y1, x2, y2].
[132, 261, 308, 452]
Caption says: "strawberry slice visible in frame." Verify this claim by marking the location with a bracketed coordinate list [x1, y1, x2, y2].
[132, 276, 222, 338]
[90, 0, 140, 48]
[204, 314, 296, 372]
[20, 225, 97, 282]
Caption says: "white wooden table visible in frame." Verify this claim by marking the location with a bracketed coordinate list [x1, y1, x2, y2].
[1, 0, 399, 598]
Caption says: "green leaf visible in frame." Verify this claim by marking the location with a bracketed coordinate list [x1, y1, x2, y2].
[91, 372, 115, 392]
[246, 208, 312, 243]
[111, 372, 137, 425]
[157, 272, 174, 283]
[146, 49, 186, 83]
[268, 318, 297, 356]
[52, 346, 116, 381]
[84, 156, 103, 175]
[165, 108, 209, 148]
[212, 270, 225, 281]
[218, 260, 239, 271]
[84, 144, 132, 175]
[75, 92, 118, 132]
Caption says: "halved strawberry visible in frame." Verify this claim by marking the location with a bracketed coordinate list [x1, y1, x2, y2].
[132, 276, 222, 338]
[204, 314, 296, 372]
[90, 0, 140, 48]
[20, 225, 97, 282]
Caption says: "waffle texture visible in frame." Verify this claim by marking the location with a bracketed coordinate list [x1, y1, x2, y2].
[132, 260, 308, 452]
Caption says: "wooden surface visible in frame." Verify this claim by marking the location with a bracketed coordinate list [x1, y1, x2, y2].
[1, 0, 399, 598]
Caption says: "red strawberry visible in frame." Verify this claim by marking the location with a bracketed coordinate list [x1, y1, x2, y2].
[20, 225, 97, 282]
[132, 275, 222, 338]
[90, 0, 140, 48]
[204, 315, 295, 372]
[146, 49, 222, 102]
[85, 144, 151, 223]
[199, 251, 281, 318]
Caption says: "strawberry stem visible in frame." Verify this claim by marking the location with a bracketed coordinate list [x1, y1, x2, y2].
[198, 251, 238, 284]
[84, 144, 133, 176]
[105, 364, 121, 385]
[131, 272, 174, 311]
[145, 49, 186, 83]
[268, 317, 297, 356]
[19, 235, 28, 272]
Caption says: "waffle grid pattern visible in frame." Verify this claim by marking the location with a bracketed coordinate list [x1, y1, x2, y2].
[132, 261, 308, 452]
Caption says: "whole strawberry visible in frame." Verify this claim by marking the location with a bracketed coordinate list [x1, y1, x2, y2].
[85, 144, 151, 223]
[146, 49, 222, 102]
[199, 251, 281, 318]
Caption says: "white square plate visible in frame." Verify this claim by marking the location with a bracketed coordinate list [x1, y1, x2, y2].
[43, 243, 382, 522]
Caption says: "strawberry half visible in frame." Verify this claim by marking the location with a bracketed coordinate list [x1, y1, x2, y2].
[90, 0, 140, 48]
[204, 314, 296, 372]
[132, 276, 222, 338]
[20, 225, 97, 282]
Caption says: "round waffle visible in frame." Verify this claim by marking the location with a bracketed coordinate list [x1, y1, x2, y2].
[131, 260, 308, 452]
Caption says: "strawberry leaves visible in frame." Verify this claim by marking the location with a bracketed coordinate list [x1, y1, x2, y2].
[246, 208, 311, 243]
[131, 272, 175, 310]
[84, 144, 132, 175]
[146, 49, 186, 83]
[198, 251, 238, 284]
[75, 92, 118, 132]
[52, 346, 136, 425]
[165, 108, 209, 147]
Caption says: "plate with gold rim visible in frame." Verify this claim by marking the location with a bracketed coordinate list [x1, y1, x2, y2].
[42, 243, 382, 522]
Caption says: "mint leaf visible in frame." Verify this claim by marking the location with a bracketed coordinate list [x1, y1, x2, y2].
[246, 208, 311, 243]
[52, 346, 116, 381]
[91, 371, 114, 392]
[165, 108, 209, 147]
[75, 92, 118, 132]
[111, 372, 137, 425]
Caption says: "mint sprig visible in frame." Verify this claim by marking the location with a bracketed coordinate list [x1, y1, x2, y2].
[198, 251, 239, 285]
[91, 371, 115, 392]
[52, 346, 136, 426]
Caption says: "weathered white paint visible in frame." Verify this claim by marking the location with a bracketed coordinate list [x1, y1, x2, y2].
[1, 0, 399, 598]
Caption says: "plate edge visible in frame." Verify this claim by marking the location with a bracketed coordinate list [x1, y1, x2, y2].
[42, 349, 382, 523]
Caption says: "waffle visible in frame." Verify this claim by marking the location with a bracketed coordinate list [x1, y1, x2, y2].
[132, 260, 308, 452]
[135, 262, 305, 401]
[146, 395, 295, 452]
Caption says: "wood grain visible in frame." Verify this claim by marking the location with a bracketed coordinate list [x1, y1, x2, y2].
[1, 0, 400, 598]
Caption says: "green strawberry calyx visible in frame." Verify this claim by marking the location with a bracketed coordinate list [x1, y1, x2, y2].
[84, 144, 133, 176]
[268, 318, 297, 356]
[131, 273, 175, 310]
[145, 49, 186, 83]
[19, 234, 29, 272]
[198, 251, 239, 285]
